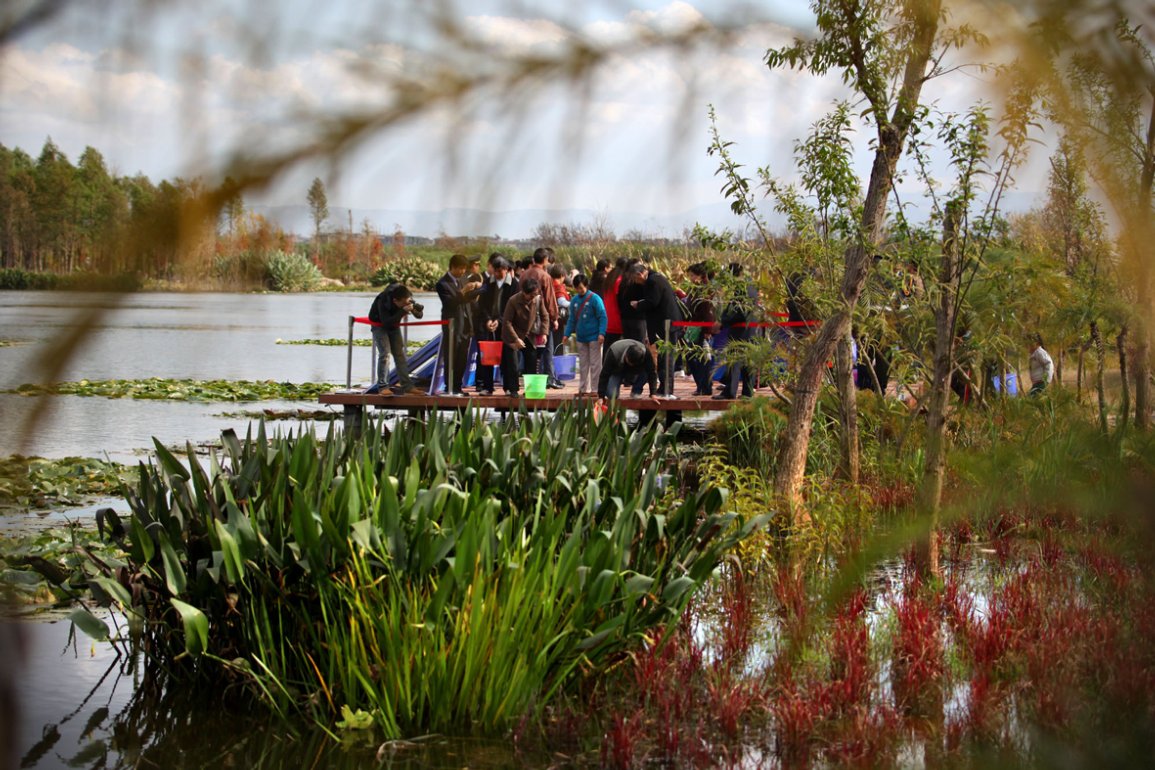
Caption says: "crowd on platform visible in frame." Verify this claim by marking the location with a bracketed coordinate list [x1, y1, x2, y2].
[364, 250, 1055, 402]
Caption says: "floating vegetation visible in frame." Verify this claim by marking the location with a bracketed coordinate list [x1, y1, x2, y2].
[10, 378, 335, 402]
[215, 408, 340, 421]
[277, 337, 425, 354]
[0, 455, 132, 509]
[0, 523, 116, 612]
[277, 337, 372, 346]
[78, 409, 767, 738]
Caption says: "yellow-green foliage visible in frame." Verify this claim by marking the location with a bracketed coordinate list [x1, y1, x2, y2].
[710, 396, 788, 478]
[695, 445, 775, 569]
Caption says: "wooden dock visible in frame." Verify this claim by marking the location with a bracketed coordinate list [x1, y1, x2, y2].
[319, 374, 757, 430]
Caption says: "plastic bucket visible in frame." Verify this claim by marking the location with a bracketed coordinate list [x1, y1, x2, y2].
[478, 340, 503, 366]
[523, 374, 548, 398]
[554, 354, 577, 380]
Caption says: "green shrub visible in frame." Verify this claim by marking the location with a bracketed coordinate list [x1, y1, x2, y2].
[211, 249, 270, 287]
[0, 269, 141, 291]
[0, 268, 57, 290]
[267, 249, 323, 291]
[370, 256, 443, 290]
[711, 396, 789, 477]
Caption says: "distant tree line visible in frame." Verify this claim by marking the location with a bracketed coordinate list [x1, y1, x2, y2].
[0, 139, 229, 279]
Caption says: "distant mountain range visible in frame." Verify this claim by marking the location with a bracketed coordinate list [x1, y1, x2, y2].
[254, 190, 1039, 241]
[253, 202, 771, 241]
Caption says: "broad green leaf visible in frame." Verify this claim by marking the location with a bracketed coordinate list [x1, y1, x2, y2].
[69, 608, 110, 642]
[157, 532, 187, 596]
[170, 598, 208, 656]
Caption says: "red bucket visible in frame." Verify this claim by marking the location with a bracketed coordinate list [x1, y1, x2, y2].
[478, 340, 503, 366]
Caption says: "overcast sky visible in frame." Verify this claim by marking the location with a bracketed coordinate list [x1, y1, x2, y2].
[0, 0, 1049, 234]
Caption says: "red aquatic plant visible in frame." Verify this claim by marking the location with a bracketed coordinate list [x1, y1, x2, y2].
[891, 576, 944, 715]
[601, 710, 645, 770]
[828, 588, 871, 714]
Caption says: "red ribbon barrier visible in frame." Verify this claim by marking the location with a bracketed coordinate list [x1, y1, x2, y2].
[671, 319, 821, 329]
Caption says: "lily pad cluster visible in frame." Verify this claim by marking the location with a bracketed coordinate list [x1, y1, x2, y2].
[0, 455, 131, 508]
[10, 378, 335, 402]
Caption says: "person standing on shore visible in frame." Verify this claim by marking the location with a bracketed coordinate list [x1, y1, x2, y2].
[1029, 335, 1054, 395]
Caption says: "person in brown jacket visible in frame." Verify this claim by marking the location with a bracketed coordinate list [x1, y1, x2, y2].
[520, 247, 564, 389]
[501, 277, 549, 396]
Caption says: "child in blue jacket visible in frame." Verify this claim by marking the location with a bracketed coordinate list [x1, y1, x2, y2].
[561, 273, 608, 395]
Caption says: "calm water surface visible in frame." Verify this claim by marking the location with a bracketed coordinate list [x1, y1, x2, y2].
[0, 290, 442, 461]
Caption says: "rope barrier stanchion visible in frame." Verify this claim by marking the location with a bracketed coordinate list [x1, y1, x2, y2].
[346, 315, 355, 390]
[665, 319, 673, 397]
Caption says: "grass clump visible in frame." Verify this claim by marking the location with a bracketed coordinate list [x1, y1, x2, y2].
[78, 408, 766, 738]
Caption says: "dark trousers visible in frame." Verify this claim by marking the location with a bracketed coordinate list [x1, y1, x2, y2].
[686, 339, 713, 395]
[539, 328, 557, 379]
[501, 344, 538, 394]
[722, 325, 753, 397]
[622, 319, 648, 344]
[441, 334, 469, 393]
[372, 326, 412, 388]
[475, 331, 497, 392]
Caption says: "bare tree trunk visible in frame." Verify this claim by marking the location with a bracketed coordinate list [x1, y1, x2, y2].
[835, 329, 859, 483]
[1135, 329, 1151, 430]
[1056, 348, 1064, 391]
[1118, 326, 1131, 432]
[773, 0, 942, 513]
[1077, 344, 1085, 400]
[1091, 321, 1108, 433]
[914, 201, 961, 580]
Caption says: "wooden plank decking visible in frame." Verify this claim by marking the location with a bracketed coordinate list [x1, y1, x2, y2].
[319, 373, 759, 413]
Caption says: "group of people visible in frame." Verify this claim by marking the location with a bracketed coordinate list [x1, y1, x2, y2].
[366, 249, 766, 402]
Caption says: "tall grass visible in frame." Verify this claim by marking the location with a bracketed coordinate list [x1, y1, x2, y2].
[82, 407, 766, 737]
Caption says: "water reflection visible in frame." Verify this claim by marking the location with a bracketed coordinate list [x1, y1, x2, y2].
[10, 616, 552, 770]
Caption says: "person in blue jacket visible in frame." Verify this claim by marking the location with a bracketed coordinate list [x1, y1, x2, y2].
[561, 273, 608, 395]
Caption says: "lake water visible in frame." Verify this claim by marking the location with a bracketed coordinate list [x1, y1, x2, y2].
[0, 289, 459, 770]
[0, 290, 442, 462]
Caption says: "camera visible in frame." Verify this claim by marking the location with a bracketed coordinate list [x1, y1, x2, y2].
[409, 301, 424, 319]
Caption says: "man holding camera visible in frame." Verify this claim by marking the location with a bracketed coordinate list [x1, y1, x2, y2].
[366, 282, 422, 394]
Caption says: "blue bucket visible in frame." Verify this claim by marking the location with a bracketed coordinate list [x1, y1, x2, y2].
[554, 354, 577, 380]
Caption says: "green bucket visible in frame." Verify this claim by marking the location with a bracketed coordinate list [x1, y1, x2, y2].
[523, 374, 548, 398]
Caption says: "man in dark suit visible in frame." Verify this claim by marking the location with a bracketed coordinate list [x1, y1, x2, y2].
[474, 254, 519, 395]
[436, 254, 482, 395]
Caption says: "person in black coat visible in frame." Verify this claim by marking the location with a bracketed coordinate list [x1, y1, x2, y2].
[627, 262, 684, 395]
[435, 254, 482, 395]
[617, 258, 648, 344]
[474, 254, 519, 395]
[366, 282, 421, 394]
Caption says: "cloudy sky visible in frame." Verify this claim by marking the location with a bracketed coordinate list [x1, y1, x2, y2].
[0, 0, 1045, 236]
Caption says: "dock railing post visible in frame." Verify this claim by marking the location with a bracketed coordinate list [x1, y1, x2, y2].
[665, 319, 672, 397]
[346, 315, 355, 390]
[446, 319, 455, 395]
